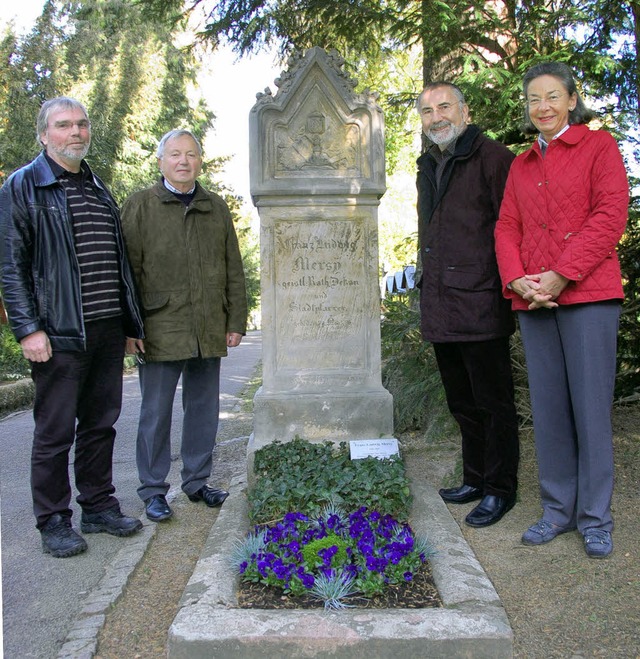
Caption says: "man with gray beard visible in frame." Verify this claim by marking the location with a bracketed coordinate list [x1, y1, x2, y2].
[415, 82, 520, 528]
[0, 97, 144, 557]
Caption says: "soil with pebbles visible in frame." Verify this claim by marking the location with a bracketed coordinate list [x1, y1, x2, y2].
[237, 560, 442, 610]
[95, 403, 640, 658]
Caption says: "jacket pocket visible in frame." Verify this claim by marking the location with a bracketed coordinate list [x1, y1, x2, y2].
[142, 292, 170, 315]
[441, 265, 504, 336]
[442, 265, 499, 291]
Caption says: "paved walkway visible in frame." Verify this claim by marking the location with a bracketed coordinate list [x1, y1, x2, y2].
[0, 331, 262, 659]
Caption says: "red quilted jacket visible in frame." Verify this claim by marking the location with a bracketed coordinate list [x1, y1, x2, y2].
[495, 124, 629, 311]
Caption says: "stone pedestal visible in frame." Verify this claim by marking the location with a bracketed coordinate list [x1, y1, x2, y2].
[249, 47, 393, 454]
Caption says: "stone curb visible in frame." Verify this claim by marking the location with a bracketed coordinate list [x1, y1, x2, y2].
[56, 521, 158, 659]
[51, 444, 514, 658]
[0, 378, 34, 418]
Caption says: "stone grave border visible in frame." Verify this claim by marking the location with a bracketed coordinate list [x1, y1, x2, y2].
[168, 471, 513, 658]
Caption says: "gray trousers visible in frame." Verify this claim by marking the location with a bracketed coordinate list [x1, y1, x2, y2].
[136, 357, 221, 501]
[518, 302, 620, 533]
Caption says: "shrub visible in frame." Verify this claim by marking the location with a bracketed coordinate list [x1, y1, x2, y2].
[0, 324, 30, 381]
[381, 289, 533, 431]
[380, 290, 453, 434]
[617, 208, 640, 402]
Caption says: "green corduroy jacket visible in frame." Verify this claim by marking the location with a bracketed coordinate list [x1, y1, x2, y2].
[121, 179, 247, 361]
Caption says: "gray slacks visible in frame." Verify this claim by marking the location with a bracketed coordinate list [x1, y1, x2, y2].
[518, 301, 620, 533]
[136, 357, 221, 501]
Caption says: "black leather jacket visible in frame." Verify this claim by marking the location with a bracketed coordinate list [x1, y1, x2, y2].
[0, 152, 144, 351]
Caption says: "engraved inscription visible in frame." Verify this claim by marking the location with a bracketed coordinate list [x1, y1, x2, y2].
[275, 220, 366, 369]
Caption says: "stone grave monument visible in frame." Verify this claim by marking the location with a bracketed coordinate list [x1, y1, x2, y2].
[248, 47, 394, 459]
[167, 57, 512, 652]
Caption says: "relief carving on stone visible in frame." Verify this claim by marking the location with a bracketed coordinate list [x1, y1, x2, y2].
[274, 105, 361, 176]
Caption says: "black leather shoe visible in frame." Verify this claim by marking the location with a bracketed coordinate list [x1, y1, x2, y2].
[144, 494, 173, 522]
[439, 484, 483, 504]
[41, 514, 88, 558]
[187, 485, 229, 508]
[465, 494, 516, 528]
[81, 505, 143, 537]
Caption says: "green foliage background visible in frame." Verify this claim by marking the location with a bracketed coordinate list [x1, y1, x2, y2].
[0, 0, 260, 372]
[0, 325, 31, 380]
[1, 0, 639, 403]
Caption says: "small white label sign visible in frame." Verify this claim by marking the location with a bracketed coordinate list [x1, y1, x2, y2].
[349, 438, 400, 460]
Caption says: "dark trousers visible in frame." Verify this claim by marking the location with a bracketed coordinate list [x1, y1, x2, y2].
[30, 317, 125, 529]
[433, 338, 519, 497]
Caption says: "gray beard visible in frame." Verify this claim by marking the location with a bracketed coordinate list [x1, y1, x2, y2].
[51, 143, 90, 163]
[427, 121, 465, 146]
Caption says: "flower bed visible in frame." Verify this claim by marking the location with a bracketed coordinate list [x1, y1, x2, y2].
[232, 438, 441, 609]
[248, 437, 412, 524]
[232, 505, 439, 609]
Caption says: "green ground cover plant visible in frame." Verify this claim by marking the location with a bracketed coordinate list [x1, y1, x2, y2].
[248, 437, 412, 524]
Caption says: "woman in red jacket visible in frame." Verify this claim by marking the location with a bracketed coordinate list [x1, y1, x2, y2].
[495, 62, 629, 558]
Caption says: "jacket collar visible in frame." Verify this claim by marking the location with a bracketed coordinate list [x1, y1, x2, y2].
[554, 122, 589, 145]
[31, 151, 101, 189]
[153, 179, 210, 206]
[31, 152, 59, 187]
[525, 123, 590, 159]
[451, 124, 481, 158]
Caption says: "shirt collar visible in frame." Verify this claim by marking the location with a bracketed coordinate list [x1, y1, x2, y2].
[44, 152, 90, 180]
[428, 136, 458, 160]
[537, 124, 571, 150]
[163, 178, 196, 195]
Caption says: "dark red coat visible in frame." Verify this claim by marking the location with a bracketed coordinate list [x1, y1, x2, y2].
[495, 124, 628, 311]
[416, 125, 515, 343]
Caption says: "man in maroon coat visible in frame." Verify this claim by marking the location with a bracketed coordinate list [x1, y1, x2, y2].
[415, 82, 519, 527]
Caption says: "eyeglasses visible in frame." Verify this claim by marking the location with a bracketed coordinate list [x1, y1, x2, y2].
[52, 120, 91, 130]
[420, 102, 461, 116]
[526, 93, 567, 108]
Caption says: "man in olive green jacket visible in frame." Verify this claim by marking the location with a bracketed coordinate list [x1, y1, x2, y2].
[122, 129, 247, 522]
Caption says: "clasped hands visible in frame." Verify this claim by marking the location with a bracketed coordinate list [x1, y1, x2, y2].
[509, 270, 569, 310]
